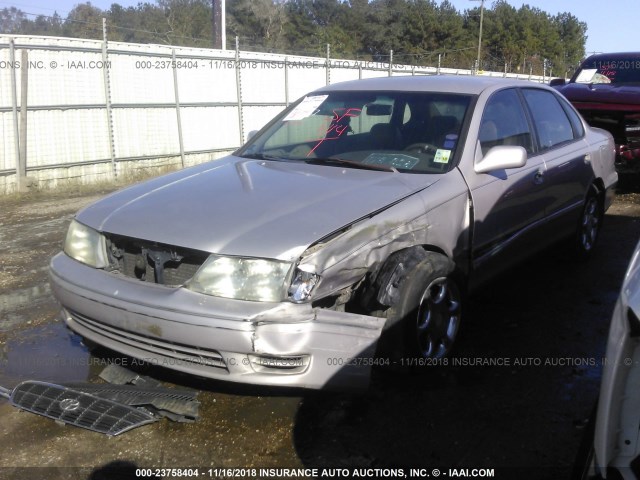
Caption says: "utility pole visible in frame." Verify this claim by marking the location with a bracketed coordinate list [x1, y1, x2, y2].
[222, 0, 226, 49]
[212, 0, 226, 49]
[470, 0, 485, 72]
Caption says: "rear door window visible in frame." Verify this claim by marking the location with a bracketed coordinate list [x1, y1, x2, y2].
[521, 89, 575, 151]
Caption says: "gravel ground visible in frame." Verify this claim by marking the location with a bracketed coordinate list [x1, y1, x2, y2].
[1, 180, 640, 480]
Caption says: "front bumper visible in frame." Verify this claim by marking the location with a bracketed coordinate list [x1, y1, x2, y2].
[49, 253, 385, 390]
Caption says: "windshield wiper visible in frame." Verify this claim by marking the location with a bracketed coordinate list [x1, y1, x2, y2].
[239, 152, 286, 161]
[305, 157, 397, 172]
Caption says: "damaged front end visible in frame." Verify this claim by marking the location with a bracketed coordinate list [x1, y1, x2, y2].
[577, 107, 640, 173]
[50, 168, 469, 390]
[51, 250, 386, 390]
[554, 52, 640, 175]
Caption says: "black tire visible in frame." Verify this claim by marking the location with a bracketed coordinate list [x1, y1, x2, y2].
[378, 252, 462, 361]
[575, 186, 604, 258]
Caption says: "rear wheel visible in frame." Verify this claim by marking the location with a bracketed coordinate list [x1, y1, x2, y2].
[575, 187, 603, 258]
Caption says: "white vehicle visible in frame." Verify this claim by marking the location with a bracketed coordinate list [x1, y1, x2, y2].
[588, 239, 640, 479]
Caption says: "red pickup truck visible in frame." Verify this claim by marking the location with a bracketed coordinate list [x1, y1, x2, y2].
[552, 52, 640, 173]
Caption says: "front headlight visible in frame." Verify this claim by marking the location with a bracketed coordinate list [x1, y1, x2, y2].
[288, 269, 320, 303]
[187, 256, 292, 302]
[64, 219, 109, 268]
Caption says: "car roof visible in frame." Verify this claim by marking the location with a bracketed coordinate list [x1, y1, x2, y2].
[312, 74, 543, 96]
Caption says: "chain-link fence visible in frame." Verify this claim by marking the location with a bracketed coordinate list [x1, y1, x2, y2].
[0, 34, 545, 194]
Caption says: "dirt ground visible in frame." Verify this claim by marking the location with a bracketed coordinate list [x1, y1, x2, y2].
[1, 178, 640, 480]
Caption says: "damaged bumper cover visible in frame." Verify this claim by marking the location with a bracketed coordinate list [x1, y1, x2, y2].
[615, 143, 640, 173]
[50, 253, 385, 390]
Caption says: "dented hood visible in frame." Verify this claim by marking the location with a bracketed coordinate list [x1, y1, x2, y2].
[77, 156, 439, 261]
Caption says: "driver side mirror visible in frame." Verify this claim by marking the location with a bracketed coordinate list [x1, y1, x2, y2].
[549, 78, 566, 87]
[474, 145, 527, 173]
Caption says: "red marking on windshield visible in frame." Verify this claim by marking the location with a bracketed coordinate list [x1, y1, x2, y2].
[308, 108, 361, 157]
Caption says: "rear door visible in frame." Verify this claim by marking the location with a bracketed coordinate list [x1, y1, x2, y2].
[520, 88, 594, 237]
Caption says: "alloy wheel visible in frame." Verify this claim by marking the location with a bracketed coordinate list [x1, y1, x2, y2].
[415, 277, 461, 358]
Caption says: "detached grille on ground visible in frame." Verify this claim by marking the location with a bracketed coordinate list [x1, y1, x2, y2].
[9, 381, 157, 435]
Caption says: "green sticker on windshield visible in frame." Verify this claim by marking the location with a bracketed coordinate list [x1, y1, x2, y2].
[434, 149, 451, 164]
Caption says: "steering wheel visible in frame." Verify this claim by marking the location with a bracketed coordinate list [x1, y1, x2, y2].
[404, 143, 439, 154]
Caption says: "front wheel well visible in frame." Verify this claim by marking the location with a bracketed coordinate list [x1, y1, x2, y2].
[374, 250, 462, 361]
[357, 245, 456, 312]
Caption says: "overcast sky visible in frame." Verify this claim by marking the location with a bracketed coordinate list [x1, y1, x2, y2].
[0, 0, 634, 55]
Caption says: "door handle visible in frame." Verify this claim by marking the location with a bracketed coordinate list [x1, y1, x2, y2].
[584, 153, 592, 164]
[533, 169, 545, 184]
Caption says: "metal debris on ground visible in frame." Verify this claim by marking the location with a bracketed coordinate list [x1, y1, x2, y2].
[0, 380, 158, 435]
[89, 364, 201, 422]
[0, 365, 201, 435]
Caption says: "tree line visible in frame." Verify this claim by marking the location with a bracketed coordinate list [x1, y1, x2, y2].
[0, 0, 587, 76]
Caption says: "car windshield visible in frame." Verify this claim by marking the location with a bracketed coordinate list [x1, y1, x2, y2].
[574, 56, 640, 85]
[237, 91, 472, 174]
